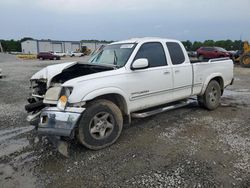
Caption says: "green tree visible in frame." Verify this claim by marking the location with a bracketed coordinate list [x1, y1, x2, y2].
[20, 37, 34, 43]
[182, 40, 192, 51]
[203, 40, 214, 47]
[232, 40, 243, 50]
[0, 39, 21, 52]
[192, 41, 203, 51]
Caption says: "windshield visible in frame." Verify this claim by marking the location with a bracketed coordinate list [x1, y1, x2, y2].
[215, 47, 227, 52]
[88, 43, 136, 67]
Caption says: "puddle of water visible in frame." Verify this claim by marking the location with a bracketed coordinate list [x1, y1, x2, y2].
[223, 89, 250, 97]
[222, 89, 250, 107]
[0, 126, 34, 142]
[234, 89, 250, 93]
[0, 163, 37, 188]
[0, 126, 35, 158]
[0, 138, 30, 158]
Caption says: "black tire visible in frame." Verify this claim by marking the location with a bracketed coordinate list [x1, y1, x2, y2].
[240, 53, 250, 68]
[77, 99, 123, 150]
[197, 96, 204, 107]
[199, 80, 221, 110]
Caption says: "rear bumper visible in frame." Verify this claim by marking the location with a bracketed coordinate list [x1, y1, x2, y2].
[38, 107, 85, 138]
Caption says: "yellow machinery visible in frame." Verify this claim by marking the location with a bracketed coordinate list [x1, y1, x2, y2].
[234, 41, 250, 67]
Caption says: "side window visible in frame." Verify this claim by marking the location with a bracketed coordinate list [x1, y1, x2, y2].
[134, 42, 167, 67]
[166, 42, 185, 65]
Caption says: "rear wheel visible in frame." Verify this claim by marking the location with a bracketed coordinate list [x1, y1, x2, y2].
[240, 53, 250, 68]
[198, 80, 221, 110]
[77, 99, 123, 150]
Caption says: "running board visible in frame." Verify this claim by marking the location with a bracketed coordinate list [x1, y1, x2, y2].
[131, 100, 194, 118]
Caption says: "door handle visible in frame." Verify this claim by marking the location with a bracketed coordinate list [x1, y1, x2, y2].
[175, 70, 180, 73]
[163, 71, 170, 74]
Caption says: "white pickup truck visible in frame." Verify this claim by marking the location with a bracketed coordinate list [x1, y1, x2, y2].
[26, 37, 234, 151]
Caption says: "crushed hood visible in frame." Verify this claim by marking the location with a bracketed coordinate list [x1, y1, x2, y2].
[30, 61, 115, 88]
[31, 62, 78, 87]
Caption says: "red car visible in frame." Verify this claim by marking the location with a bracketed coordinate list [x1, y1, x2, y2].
[37, 52, 61, 60]
[196, 47, 231, 61]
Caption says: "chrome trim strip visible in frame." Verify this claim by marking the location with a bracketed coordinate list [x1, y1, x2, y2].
[32, 94, 44, 98]
[130, 83, 202, 101]
[43, 107, 86, 113]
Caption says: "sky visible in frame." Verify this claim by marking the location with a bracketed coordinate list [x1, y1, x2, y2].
[0, 0, 250, 42]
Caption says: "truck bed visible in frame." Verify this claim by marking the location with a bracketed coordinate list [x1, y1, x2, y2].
[190, 57, 230, 64]
[191, 58, 234, 96]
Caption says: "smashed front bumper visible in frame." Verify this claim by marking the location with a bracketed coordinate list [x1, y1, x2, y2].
[38, 107, 85, 138]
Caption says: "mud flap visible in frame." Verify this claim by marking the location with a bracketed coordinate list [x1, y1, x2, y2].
[47, 136, 70, 157]
[57, 141, 70, 157]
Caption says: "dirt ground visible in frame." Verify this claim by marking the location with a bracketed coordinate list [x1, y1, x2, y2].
[0, 53, 250, 188]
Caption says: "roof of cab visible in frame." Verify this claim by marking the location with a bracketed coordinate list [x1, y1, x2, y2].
[110, 37, 180, 45]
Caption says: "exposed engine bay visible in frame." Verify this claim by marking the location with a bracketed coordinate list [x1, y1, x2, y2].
[25, 62, 114, 125]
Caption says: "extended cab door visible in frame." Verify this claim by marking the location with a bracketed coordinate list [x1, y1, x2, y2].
[166, 42, 193, 100]
[127, 42, 173, 112]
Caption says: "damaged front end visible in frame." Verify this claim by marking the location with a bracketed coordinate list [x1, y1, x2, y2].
[25, 62, 114, 155]
[26, 82, 85, 138]
[25, 62, 113, 154]
[26, 83, 85, 156]
[39, 107, 85, 137]
[38, 86, 85, 138]
[25, 79, 47, 125]
[25, 61, 111, 126]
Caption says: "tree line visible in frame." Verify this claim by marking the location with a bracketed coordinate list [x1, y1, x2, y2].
[182, 40, 243, 51]
[0, 38, 245, 52]
[0, 39, 21, 52]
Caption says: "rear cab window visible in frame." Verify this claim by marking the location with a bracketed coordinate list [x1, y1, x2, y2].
[134, 42, 167, 68]
[166, 42, 185, 65]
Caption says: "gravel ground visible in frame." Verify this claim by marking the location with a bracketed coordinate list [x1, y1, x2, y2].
[0, 53, 250, 188]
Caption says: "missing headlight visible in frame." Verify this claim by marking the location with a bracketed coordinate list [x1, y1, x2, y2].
[43, 87, 62, 104]
[60, 87, 73, 97]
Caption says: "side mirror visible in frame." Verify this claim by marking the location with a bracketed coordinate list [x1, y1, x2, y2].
[131, 58, 149, 70]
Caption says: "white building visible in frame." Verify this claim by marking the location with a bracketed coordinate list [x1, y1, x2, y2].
[21, 40, 107, 54]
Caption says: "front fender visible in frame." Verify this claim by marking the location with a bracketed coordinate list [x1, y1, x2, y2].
[82, 87, 130, 113]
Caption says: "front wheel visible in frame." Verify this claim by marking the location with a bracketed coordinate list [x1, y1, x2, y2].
[198, 80, 221, 110]
[77, 99, 123, 150]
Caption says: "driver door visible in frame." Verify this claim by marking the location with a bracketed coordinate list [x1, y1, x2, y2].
[124, 42, 173, 112]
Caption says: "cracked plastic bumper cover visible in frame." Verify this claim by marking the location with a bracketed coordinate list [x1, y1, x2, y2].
[38, 107, 85, 137]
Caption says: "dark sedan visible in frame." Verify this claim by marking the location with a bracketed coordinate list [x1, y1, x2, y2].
[196, 47, 231, 61]
[37, 52, 60, 60]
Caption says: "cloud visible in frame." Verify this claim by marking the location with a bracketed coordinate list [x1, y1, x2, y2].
[0, 0, 250, 41]
[35, 0, 161, 14]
